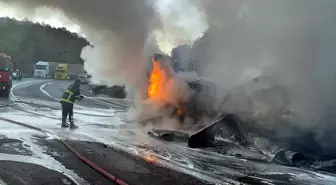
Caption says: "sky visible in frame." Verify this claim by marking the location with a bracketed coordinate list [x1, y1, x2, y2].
[0, 0, 207, 54]
[0, 2, 81, 34]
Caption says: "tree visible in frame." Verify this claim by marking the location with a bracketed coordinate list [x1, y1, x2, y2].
[0, 17, 89, 75]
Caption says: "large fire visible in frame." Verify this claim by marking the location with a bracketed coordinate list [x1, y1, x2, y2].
[147, 57, 167, 101]
[147, 55, 185, 116]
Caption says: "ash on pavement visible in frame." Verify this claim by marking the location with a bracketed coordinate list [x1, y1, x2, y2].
[0, 136, 32, 156]
[0, 132, 119, 185]
[39, 139, 211, 185]
[0, 161, 76, 185]
[0, 135, 78, 185]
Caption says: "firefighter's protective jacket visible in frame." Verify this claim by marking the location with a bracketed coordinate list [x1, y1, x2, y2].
[60, 84, 82, 104]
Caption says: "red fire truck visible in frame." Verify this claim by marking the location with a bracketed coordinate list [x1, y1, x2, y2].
[0, 53, 12, 97]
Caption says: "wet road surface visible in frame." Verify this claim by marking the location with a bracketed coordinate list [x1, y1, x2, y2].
[0, 78, 336, 185]
[0, 78, 208, 185]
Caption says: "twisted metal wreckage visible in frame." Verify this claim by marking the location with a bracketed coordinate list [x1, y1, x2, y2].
[144, 53, 336, 174]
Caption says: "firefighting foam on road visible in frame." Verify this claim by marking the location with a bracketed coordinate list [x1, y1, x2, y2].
[1, 0, 336, 184]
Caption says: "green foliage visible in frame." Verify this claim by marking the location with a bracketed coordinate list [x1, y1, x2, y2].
[0, 17, 89, 75]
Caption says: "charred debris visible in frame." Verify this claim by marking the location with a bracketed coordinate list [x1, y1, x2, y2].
[143, 50, 336, 174]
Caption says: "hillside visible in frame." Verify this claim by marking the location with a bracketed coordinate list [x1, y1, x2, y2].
[0, 17, 89, 75]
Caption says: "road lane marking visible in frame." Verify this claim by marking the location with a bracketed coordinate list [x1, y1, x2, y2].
[10, 80, 37, 101]
[11, 80, 44, 110]
[39, 81, 118, 116]
[7, 80, 115, 122]
[40, 81, 129, 109]
[40, 82, 60, 101]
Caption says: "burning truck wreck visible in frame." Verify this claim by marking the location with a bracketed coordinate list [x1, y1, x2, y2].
[137, 53, 336, 174]
[138, 53, 217, 128]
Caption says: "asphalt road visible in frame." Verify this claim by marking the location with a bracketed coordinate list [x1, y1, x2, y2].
[11, 79, 121, 109]
[1, 78, 336, 185]
[0, 78, 208, 185]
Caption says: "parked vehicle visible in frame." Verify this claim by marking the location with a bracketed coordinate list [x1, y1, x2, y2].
[54, 63, 85, 80]
[34, 61, 58, 78]
[0, 53, 13, 97]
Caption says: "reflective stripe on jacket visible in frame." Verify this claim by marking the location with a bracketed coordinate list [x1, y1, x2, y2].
[60, 84, 81, 104]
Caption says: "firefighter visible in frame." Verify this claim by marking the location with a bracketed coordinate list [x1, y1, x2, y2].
[60, 79, 84, 128]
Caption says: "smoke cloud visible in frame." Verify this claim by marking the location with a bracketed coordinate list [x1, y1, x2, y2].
[0, 0, 161, 92]
[0, 0, 209, 130]
[154, 0, 207, 53]
[3, 0, 336, 145]
[190, 0, 336, 147]
[0, 0, 208, 97]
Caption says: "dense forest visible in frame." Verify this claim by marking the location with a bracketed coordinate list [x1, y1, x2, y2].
[0, 17, 89, 75]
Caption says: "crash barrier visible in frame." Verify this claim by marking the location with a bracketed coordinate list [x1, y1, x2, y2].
[0, 116, 129, 185]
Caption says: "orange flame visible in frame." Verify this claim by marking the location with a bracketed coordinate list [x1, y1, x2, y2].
[148, 57, 167, 100]
[143, 153, 157, 163]
[177, 109, 183, 116]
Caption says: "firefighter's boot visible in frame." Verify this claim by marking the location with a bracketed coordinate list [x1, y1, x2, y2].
[69, 121, 78, 129]
[61, 121, 69, 128]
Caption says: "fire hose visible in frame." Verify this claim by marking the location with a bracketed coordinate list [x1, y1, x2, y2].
[0, 116, 129, 185]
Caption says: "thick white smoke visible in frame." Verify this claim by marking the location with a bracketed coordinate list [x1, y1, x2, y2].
[191, 0, 336, 142]
[154, 0, 207, 54]
[0, 0, 160, 92]
[3, 0, 336, 138]
[0, 0, 210, 130]
[0, 0, 208, 97]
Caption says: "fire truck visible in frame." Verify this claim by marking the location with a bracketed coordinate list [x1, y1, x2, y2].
[0, 53, 12, 97]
